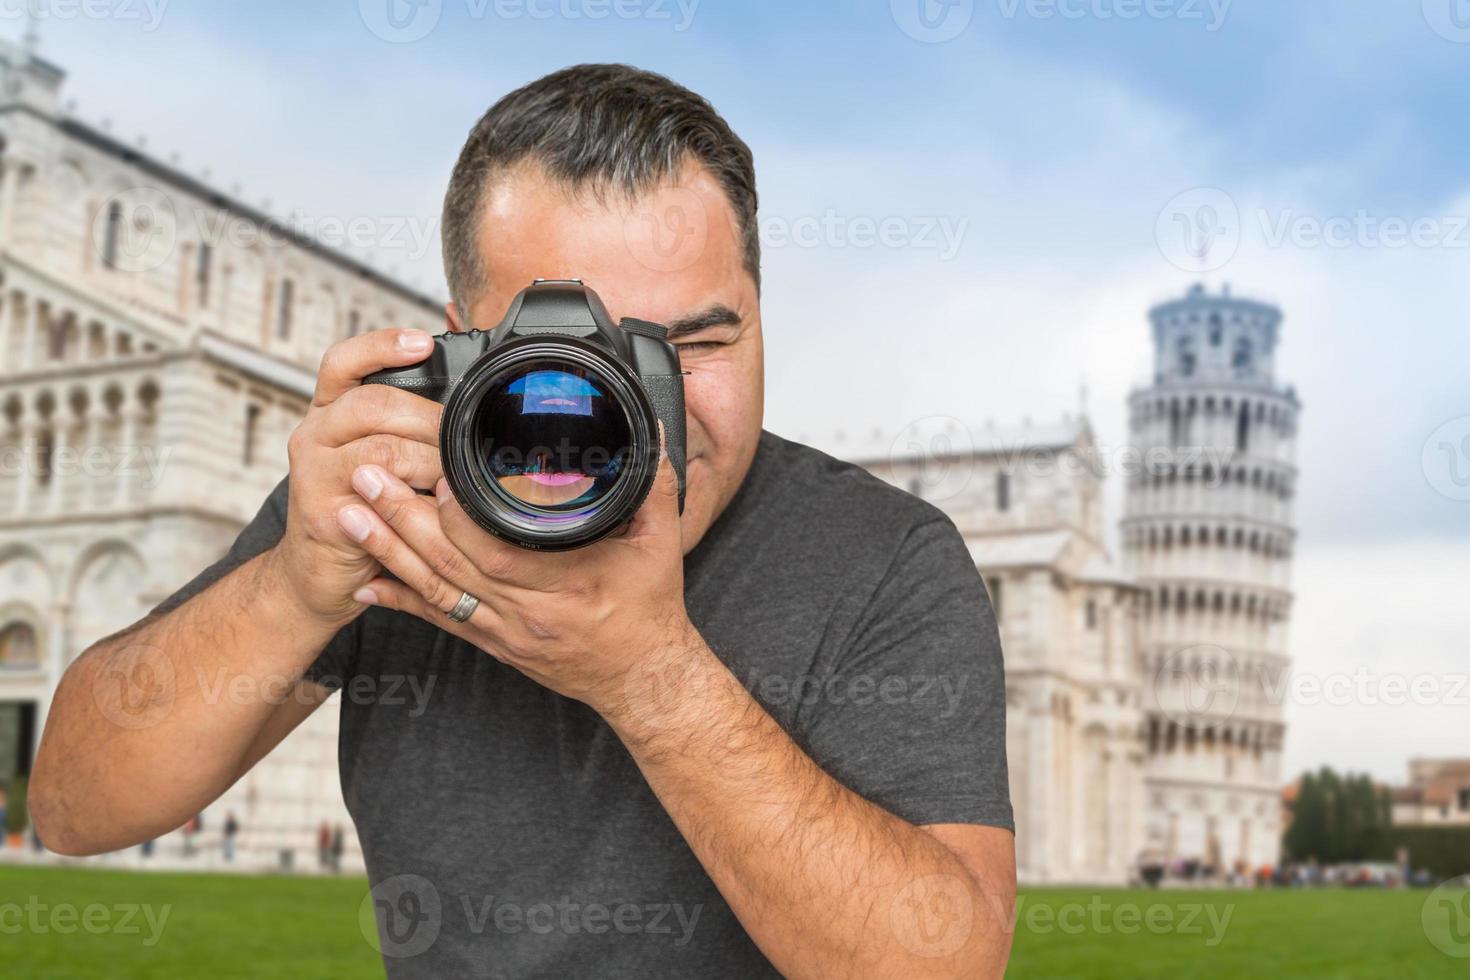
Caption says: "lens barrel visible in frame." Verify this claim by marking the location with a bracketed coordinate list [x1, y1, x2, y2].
[440, 335, 663, 550]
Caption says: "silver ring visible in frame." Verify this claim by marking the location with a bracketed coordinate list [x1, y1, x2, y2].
[446, 591, 480, 624]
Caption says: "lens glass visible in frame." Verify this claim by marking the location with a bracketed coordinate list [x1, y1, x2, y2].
[470, 360, 632, 518]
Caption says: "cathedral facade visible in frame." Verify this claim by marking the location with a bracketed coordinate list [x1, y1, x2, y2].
[849, 418, 1146, 883]
[0, 43, 441, 868]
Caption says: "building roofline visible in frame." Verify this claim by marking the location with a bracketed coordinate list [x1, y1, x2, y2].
[0, 102, 445, 316]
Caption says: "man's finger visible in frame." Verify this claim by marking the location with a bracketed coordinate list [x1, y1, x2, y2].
[354, 577, 505, 655]
[624, 421, 682, 545]
[341, 436, 443, 490]
[313, 383, 443, 448]
[313, 329, 435, 407]
[351, 465, 502, 599]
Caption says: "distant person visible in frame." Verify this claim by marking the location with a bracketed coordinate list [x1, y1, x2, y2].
[223, 812, 240, 862]
[330, 824, 345, 874]
[182, 813, 200, 857]
[317, 820, 331, 871]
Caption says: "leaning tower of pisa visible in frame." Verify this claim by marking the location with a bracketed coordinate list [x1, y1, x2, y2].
[1123, 284, 1300, 875]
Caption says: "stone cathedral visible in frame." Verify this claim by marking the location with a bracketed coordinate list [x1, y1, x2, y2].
[0, 44, 1296, 881]
[0, 43, 441, 870]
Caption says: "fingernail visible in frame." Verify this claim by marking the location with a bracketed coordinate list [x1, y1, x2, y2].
[337, 505, 373, 543]
[398, 330, 433, 354]
[353, 465, 386, 501]
[353, 587, 378, 606]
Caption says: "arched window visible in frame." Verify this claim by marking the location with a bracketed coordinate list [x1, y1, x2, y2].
[1233, 336, 1253, 372]
[1236, 402, 1250, 452]
[276, 277, 296, 341]
[102, 200, 124, 269]
[0, 622, 40, 669]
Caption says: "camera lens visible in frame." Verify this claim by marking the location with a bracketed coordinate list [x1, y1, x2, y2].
[470, 361, 632, 514]
[439, 337, 662, 550]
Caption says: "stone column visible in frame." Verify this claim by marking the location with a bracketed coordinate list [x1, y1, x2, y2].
[14, 415, 35, 516]
[0, 159, 22, 247]
[83, 400, 105, 512]
[21, 293, 40, 371]
[48, 405, 71, 515]
[116, 404, 138, 511]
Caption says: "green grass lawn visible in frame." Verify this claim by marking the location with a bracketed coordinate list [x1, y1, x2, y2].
[0, 866, 1464, 978]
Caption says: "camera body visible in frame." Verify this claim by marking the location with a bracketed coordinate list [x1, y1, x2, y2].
[364, 280, 686, 551]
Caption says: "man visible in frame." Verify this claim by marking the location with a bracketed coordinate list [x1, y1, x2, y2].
[31, 65, 1015, 978]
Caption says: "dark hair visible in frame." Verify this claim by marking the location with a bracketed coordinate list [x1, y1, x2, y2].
[441, 63, 760, 316]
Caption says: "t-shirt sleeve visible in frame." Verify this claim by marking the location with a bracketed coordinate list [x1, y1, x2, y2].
[149, 478, 360, 690]
[799, 516, 1013, 831]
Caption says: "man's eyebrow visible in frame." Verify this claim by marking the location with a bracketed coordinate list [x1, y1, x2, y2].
[664, 304, 743, 338]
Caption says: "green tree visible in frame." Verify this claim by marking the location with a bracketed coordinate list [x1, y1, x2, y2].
[1283, 767, 1388, 863]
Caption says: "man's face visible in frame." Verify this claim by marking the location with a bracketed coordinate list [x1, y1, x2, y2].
[450, 160, 765, 553]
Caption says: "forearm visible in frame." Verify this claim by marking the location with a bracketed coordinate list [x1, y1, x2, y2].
[30, 546, 343, 854]
[606, 640, 1014, 980]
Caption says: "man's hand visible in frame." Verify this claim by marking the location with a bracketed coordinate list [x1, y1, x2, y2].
[337, 430, 693, 712]
[273, 329, 446, 627]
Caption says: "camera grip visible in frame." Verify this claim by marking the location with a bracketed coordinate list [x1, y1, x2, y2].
[641, 373, 687, 514]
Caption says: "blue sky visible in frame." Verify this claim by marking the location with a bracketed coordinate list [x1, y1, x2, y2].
[17, 0, 1469, 780]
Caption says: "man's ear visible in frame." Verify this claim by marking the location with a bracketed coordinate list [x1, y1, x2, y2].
[445, 301, 465, 333]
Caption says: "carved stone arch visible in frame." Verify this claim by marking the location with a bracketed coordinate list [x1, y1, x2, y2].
[68, 540, 150, 658]
[315, 280, 343, 348]
[0, 543, 58, 607]
[52, 157, 92, 202]
[0, 612, 44, 669]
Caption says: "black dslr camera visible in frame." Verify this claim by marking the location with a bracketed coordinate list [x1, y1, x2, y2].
[364, 280, 686, 551]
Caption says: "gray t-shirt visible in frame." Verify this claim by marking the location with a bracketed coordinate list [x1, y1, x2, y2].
[158, 429, 1011, 978]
